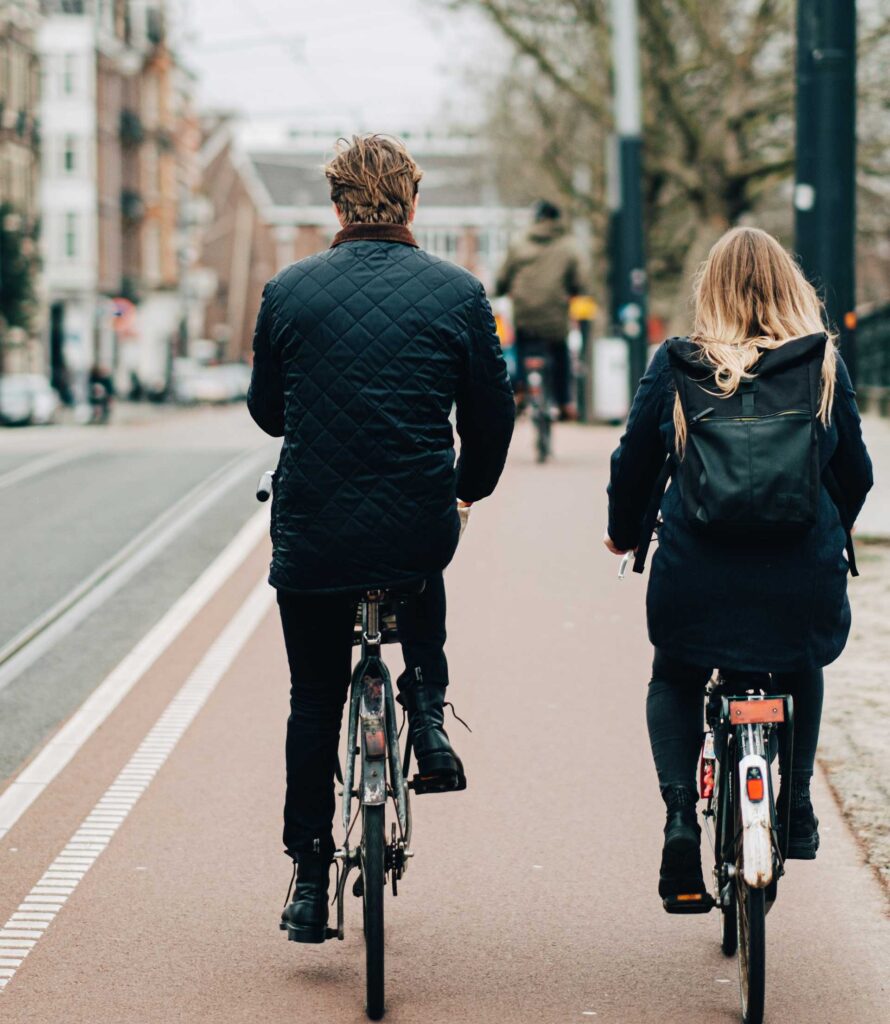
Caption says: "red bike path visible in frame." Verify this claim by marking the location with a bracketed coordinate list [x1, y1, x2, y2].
[0, 423, 886, 1024]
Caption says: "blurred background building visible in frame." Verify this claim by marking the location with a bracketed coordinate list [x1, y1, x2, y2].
[197, 121, 526, 362]
[0, 0, 41, 376]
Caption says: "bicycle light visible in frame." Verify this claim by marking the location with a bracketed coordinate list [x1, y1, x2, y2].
[746, 766, 765, 802]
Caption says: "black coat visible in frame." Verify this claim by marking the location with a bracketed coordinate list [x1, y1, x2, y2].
[247, 223, 515, 595]
[607, 340, 873, 672]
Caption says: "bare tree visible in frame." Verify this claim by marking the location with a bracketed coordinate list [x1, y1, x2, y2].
[444, 0, 890, 325]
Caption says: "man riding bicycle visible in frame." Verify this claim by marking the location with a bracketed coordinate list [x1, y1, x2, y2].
[247, 134, 515, 942]
[495, 199, 587, 421]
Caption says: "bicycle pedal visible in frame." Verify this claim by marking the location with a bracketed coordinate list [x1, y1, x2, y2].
[409, 772, 465, 795]
[662, 892, 715, 915]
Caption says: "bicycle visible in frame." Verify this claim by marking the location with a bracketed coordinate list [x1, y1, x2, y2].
[257, 470, 417, 1021]
[522, 352, 554, 463]
[619, 549, 794, 1024]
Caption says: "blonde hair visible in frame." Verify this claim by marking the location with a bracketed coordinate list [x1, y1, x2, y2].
[324, 134, 423, 226]
[674, 226, 837, 453]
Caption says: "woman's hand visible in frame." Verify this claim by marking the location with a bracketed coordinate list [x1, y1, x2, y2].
[603, 530, 632, 556]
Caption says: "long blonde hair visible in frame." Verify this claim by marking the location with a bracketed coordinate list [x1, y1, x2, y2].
[674, 226, 837, 452]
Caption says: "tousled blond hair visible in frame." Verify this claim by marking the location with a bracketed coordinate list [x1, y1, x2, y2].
[324, 134, 422, 226]
[674, 227, 837, 452]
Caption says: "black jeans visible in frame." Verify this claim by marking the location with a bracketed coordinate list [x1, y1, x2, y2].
[277, 574, 448, 860]
[646, 649, 824, 793]
[514, 329, 572, 408]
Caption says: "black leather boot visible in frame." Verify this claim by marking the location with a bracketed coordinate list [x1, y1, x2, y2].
[659, 785, 710, 911]
[280, 852, 330, 943]
[777, 776, 819, 860]
[399, 668, 466, 794]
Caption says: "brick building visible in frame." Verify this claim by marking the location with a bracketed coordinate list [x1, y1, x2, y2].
[0, 0, 41, 373]
[39, 0, 198, 398]
[197, 124, 528, 362]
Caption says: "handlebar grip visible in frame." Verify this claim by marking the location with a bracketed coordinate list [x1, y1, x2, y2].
[256, 470, 274, 502]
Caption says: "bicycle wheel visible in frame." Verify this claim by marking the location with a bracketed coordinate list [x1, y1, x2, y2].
[534, 407, 551, 463]
[361, 803, 386, 1021]
[720, 879, 738, 957]
[736, 878, 766, 1024]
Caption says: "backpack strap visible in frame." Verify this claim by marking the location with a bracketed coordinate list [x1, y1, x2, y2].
[632, 454, 672, 574]
[822, 465, 859, 577]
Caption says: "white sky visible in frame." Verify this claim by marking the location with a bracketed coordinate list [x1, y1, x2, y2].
[178, 0, 497, 133]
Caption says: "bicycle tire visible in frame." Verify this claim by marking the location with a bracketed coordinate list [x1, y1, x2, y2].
[721, 880, 738, 957]
[362, 803, 386, 1021]
[715, 743, 738, 956]
[737, 877, 766, 1024]
[534, 409, 551, 463]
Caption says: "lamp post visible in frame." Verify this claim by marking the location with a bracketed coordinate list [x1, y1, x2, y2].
[794, 0, 857, 382]
[609, 0, 648, 392]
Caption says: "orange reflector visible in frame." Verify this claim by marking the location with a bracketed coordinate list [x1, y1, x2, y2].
[677, 893, 704, 902]
[844, 311, 857, 330]
[729, 699, 785, 724]
[746, 775, 765, 802]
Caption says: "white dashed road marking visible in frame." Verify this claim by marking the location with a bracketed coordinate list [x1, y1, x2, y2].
[0, 506, 269, 840]
[0, 575, 274, 993]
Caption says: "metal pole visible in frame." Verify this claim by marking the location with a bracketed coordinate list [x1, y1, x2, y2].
[794, 0, 857, 382]
[610, 0, 648, 391]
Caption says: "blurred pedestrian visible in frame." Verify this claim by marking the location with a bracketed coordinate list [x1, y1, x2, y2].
[88, 363, 114, 424]
[605, 226, 873, 909]
[496, 199, 587, 420]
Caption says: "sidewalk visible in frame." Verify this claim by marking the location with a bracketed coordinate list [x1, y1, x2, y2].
[856, 415, 890, 538]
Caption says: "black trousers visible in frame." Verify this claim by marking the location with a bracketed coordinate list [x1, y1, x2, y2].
[514, 329, 572, 408]
[277, 573, 448, 860]
[646, 649, 824, 793]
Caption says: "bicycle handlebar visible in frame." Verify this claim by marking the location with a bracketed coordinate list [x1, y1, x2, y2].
[256, 470, 274, 502]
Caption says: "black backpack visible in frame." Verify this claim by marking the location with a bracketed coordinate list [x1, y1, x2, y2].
[632, 333, 857, 575]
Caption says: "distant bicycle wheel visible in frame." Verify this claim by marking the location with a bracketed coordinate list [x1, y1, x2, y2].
[736, 877, 766, 1024]
[362, 804, 386, 1021]
[534, 406, 552, 463]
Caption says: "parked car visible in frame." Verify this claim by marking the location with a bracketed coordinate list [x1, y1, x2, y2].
[171, 360, 252, 405]
[0, 374, 60, 426]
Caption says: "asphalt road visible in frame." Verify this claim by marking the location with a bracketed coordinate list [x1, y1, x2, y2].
[0, 415, 887, 1023]
[0, 407, 277, 779]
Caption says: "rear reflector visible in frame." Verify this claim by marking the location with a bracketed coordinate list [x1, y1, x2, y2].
[746, 767, 765, 802]
[729, 699, 785, 724]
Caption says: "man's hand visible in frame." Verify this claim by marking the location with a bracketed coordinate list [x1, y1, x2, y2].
[603, 530, 632, 556]
[458, 501, 473, 539]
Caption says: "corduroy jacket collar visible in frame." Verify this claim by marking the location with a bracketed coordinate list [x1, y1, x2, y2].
[330, 223, 418, 248]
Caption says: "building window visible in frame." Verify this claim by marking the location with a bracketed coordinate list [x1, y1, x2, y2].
[62, 54, 77, 96]
[63, 136, 77, 174]
[64, 213, 78, 259]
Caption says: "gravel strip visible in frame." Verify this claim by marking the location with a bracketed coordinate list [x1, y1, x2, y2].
[821, 541, 890, 902]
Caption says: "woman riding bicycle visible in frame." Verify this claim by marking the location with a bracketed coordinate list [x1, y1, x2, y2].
[605, 227, 873, 907]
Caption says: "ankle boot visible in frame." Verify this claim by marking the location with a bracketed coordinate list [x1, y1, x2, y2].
[280, 852, 330, 943]
[658, 785, 706, 900]
[777, 776, 819, 860]
[400, 668, 466, 793]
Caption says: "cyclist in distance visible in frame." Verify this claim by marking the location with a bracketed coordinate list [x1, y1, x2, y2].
[495, 199, 587, 420]
[604, 227, 872, 908]
[247, 134, 515, 942]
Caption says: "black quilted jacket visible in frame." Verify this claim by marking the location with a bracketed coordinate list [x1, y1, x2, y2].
[247, 222, 515, 594]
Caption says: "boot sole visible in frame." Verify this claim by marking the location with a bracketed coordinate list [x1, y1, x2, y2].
[284, 923, 328, 944]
